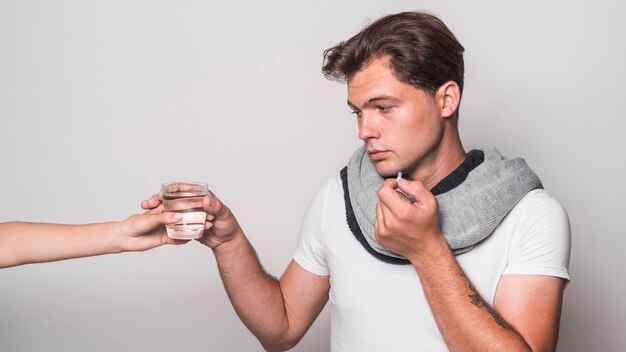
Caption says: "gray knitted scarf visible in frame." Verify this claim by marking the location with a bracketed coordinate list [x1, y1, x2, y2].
[341, 146, 543, 264]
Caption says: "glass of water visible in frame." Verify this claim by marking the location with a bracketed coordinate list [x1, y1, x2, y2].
[161, 182, 208, 239]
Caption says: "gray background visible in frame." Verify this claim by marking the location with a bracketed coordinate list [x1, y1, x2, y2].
[1, 0, 624, 351]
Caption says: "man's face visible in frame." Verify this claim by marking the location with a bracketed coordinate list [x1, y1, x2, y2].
[347, 58, 444, 178]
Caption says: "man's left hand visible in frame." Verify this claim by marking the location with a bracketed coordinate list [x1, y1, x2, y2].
[375, 177, 444, 261]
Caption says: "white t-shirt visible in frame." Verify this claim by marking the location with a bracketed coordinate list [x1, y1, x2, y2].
[294, 175, 571, 352]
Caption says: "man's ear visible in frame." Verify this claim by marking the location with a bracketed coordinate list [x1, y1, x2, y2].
[437, 81, 461, 119]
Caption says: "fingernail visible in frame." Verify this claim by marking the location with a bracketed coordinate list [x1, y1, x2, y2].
[172, 213, 183, 220]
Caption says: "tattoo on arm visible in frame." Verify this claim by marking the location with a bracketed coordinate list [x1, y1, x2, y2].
[463, 273, 513, 330]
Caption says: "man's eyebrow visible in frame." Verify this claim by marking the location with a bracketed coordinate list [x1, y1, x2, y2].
[347, 96, 400, 109]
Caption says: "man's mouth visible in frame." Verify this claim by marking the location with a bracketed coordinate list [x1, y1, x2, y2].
[368, 149, 389, 161]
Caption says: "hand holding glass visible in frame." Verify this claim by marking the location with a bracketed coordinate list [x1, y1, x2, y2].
[161, 182, 208, 239]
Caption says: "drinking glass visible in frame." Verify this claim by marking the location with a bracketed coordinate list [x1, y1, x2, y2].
[161, 182, 208, 239]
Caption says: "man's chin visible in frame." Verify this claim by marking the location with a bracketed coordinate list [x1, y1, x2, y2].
[373, 163, 397, 178]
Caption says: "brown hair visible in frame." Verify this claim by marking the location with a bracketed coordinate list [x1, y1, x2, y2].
[322, 11, 465, 97]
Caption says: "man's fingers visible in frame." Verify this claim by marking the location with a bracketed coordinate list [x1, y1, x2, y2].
[397, 178, 439, 213]
[202, 192, 227, 217]
[380, 177, 436, 211]
[376, 189, 401, 232]
[378, 177, 439, 223]
[378, 178, 411, 210]
[396, 178, 429, 201]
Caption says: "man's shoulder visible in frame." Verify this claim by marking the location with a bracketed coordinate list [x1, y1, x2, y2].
[507, 188, 570, 237]
[515, 189, 567, 216]
[304, 173, 345, 210]
[317, 173, 343, 194]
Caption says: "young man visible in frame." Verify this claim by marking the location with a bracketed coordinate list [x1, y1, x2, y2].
[0, 208, 186, 268]
[146, 11, 571, 351]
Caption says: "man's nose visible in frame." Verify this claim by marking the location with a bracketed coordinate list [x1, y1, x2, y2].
[357, 113, 381, 141]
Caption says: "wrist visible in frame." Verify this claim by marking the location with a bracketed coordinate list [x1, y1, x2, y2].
[210, 229, 247, 255]
[407, 233, 451, 271]
[108, 219, 131, 253]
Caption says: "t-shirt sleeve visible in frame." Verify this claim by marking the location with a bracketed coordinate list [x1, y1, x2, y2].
[503, 190, 571, 280]
[293, 179, 331, 276]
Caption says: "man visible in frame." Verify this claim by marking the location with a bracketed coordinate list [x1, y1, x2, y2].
[145, 11, 570, 351]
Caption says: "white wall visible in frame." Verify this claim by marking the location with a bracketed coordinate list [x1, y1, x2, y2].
[1, 1, 624, 351]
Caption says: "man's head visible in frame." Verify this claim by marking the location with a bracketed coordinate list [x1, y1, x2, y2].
[322, 11, 466, 180]
[322, 11, 464, 115]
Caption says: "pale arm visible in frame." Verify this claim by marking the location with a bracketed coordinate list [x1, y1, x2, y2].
[0, 210, 185, 268]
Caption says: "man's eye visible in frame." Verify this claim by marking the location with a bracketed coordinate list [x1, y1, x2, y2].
[351, 110, 362, 117]
[378, 106, 392, 113]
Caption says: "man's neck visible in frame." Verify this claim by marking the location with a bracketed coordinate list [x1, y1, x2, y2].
[408, 136, 466, 190]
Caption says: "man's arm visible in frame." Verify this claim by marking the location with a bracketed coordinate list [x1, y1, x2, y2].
[407, 236, 563, 351]
[495, 274, 565, 351]
[215, 237, 329, 351]
[376, 177, 565, 351]
[0, 208, 185, 268]
[143, 191, 330, 351]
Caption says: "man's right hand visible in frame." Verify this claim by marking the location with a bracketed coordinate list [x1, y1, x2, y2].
[141, 190, 243, 250]
[196, 191, 243, 249]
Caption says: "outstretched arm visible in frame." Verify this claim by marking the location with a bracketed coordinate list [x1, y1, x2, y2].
[215, 237, 329, 351]
[0, 208, 186, 268]
[143, 191, 330, 351]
